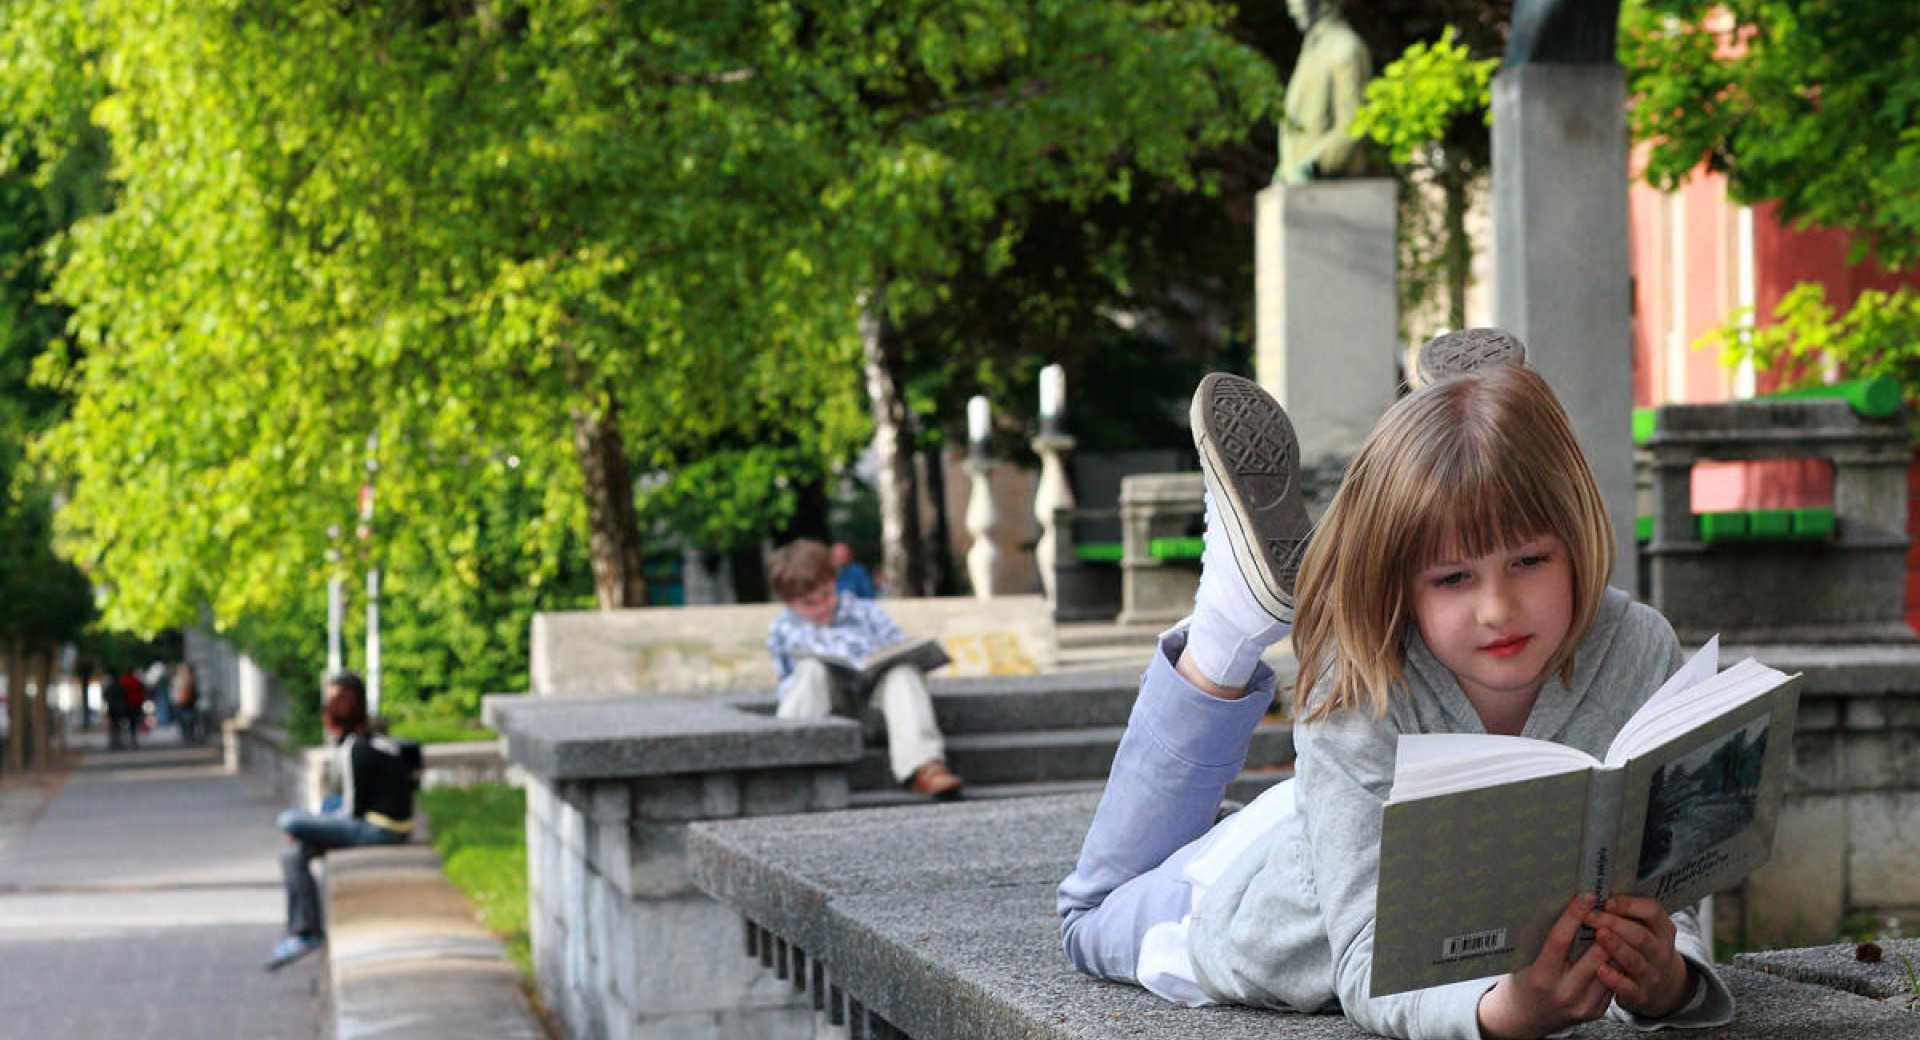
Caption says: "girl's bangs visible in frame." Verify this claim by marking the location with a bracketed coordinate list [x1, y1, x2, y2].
[1408, 451, 1557, 571]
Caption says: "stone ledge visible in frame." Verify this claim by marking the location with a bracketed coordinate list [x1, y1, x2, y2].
[1738, 938, 1920, 1005]
[691, 794, 1918, 1039]
[496, 694, 862, 783]
[325, 843, 547, 1040]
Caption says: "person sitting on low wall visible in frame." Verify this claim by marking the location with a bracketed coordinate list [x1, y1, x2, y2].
[265, 673, 417, 971]
[766, 539, 963, 799]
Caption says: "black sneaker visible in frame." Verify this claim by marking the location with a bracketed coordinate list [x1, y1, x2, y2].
[1189, 373, 1312, 622]
[1415, 327, 1528, 385]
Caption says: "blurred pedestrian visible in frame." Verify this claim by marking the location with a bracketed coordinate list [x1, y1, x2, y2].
[831, 541, 877, 600]
[172, 663, 205, 745]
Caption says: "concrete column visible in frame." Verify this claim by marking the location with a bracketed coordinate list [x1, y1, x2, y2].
[1254, 179, 1399, 469]
[237, 654, 268, 722]
[1493, 64, 1637, 592]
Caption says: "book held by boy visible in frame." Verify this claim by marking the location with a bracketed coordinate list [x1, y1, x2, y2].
[1370, 639, 1801, 997]
[796, 637, 952, 701]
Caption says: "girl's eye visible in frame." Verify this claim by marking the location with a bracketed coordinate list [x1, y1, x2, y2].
[1516, 553, 1551, 569]
[1433, 571, 1469, 588]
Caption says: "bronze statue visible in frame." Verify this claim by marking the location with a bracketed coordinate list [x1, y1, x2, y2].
[1506, 0, 1623, 65]
[1276, 0, 1372, 184]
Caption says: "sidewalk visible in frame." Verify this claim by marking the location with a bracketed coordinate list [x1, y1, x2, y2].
[0, 723, 326, 1039]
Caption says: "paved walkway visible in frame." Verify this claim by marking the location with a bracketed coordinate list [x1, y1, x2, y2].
[0, 724, 326, 1039]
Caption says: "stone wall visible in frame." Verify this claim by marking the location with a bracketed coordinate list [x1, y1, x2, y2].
[499, 694, 863, 1040]
[1726, 645, 1920, 948]
[528, 596, 1055, 697]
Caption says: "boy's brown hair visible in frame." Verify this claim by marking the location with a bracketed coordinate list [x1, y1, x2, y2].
[768, 538, 837, 601]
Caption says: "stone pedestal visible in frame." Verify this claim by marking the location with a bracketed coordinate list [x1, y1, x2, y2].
[1254, 179, 1399, 469]
[1117, 472, 1204, 626]
[1493, 64, 1636, 591]
[498, 696, 863, 1040]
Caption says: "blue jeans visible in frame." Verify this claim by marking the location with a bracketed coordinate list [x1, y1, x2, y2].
[278, 808, 406, 938]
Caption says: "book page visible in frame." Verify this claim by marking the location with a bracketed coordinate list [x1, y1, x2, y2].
[1391, 734, 1596, 801]
[1607, 658, 1787, 765]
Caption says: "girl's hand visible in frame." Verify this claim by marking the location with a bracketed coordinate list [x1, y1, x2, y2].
[1590, 895, 1693, 1017]
[1476, 894, 1613, 1039]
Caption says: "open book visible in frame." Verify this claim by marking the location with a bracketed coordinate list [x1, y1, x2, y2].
[1369, 639, 1801, 997]
[796, 637, 952, 701]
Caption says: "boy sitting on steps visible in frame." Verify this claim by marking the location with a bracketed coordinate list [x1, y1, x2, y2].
[765, 539, 964, 799]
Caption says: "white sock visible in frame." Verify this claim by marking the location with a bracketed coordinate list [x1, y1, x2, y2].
[1184, 489, 1292, 688]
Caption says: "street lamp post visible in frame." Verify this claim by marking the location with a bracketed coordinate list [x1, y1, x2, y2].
[359, 433, 381, 718]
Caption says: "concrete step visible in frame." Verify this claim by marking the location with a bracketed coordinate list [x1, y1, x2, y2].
[846, 763, 1295, 810]
[849, 722, 1295, 790]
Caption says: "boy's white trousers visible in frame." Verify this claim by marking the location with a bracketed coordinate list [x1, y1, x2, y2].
[776, 660, 946, 783]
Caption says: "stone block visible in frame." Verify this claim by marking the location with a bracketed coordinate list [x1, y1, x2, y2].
[1845, 697, 1889, 730]
[1848, 792, 1920, 907]
[1887, 696, 1920, 727]
[1253, 179, 1398, 468]
[741, 768, 825, 818]
[1840, 733, 1896, 791]
[1797, 697, 1840, 733]
[530, 595, 1055, 696]
[621, 822, 698, 900]
[1791, 731, 1839, 793]
[500, 696, 862, 784]
[1742, 795, 1847, 948]
[608, 895, 805, 1018]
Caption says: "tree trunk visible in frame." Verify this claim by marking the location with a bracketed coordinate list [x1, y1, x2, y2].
[778, 477, 832, 545]
[30, 648, 53, 765]
[923, 444, 957, 596]
[1442, 167, 1472, 331]
[571, 390, 649, 610]
[860, 286, 927, 597]
[5, 643, 24, 775]
[729, 545, 770, 604]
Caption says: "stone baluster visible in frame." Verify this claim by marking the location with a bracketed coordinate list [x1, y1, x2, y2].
[964, 395, 999, 599]
[1030, 364, 1075, 602]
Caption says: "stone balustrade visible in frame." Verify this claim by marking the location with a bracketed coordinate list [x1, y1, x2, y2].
[690, 794, 1919, 1039]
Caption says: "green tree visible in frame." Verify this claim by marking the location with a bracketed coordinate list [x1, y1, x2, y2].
[1350, 26, 1497, 336]
[3, 0, 1279, 625]
[1624, 0, 1920, 268]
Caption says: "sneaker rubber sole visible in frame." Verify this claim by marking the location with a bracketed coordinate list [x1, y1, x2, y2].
[1415, 327, 1528, 385]
[1190, 373, 1312, 622]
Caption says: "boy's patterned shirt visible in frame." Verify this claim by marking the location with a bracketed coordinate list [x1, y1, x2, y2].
[766, 594, 905, 696]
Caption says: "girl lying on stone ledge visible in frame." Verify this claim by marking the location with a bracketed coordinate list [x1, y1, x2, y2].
[1058, 334, 1732, 1039]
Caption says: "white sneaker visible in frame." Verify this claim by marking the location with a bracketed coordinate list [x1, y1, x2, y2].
[1185, 374, 1311, 687]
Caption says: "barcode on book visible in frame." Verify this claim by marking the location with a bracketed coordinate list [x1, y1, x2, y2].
[1440, 929, 1509, 961]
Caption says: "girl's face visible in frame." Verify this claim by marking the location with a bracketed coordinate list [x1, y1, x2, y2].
[1407, 533, 1574, 731]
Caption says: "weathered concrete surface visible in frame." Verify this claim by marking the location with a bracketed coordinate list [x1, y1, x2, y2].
[1738, 938, 1920, 1008]
[499, 694, 861, 782]
[692, 794, 1919, 1039]
[325, 843, 546, 1040]
[530, 595, 1057, 696]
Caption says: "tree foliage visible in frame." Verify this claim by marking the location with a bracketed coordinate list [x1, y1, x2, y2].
[0, 0, 1278, 700]
[1624, 0, 1920, 268]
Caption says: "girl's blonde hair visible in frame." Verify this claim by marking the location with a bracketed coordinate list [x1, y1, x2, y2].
[1290, 365, 1615, 721]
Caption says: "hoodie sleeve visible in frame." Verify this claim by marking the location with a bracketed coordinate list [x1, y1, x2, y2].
[1294, 710, 1495, 1040]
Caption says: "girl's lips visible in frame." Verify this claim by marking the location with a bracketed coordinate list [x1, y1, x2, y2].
[1482, 635, 1531, 659]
